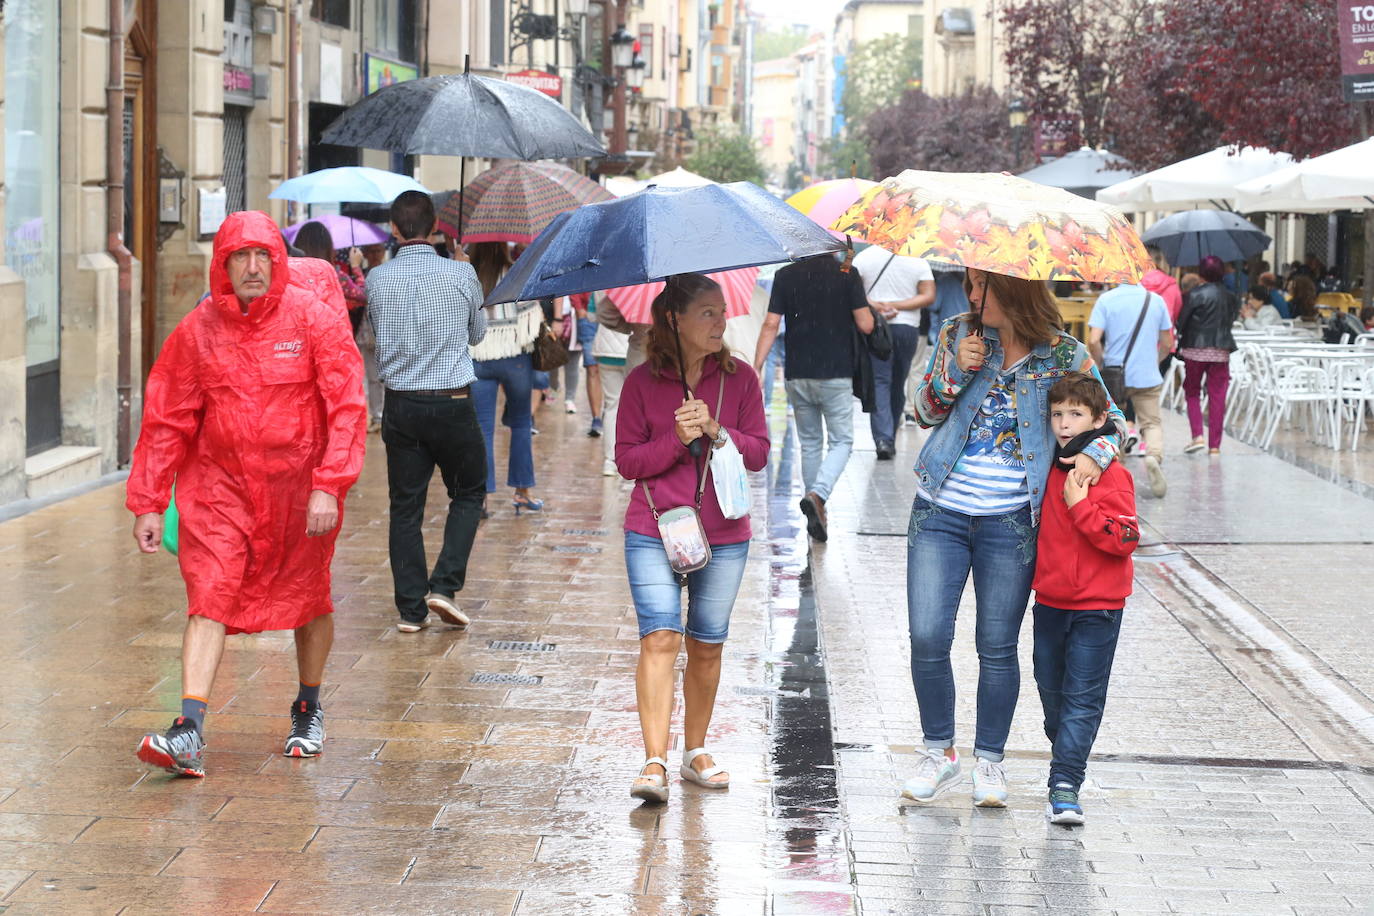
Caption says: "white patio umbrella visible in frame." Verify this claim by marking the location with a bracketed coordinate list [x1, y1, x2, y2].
[1096, 146, 1295, 211]
[1017, 147, 1139, 199]
[1231, 140, 1374, 212]
[1232, 138, 1374, 212]
[643, 166, 714, 188]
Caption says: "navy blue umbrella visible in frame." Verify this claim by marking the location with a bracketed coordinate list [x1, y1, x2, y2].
[483, 182, 847, 305]
[1140, 210, 1271, 266]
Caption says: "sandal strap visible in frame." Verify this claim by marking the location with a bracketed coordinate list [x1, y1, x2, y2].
[636, 756, 669, 785]
[640, 756, 668, 772]
[682, 747, 711, 765]
[693, 765, 726, 781]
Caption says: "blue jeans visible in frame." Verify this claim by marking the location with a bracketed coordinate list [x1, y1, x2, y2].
[870, 322, 921, 446]
[785, 378, 853, 501]
[762, 334, 785, 406]
[906, 495, 1037, 762]
[625, 531, 750, 643]
[1032, 604, 1124, 791]
[472, 354, 535, 493]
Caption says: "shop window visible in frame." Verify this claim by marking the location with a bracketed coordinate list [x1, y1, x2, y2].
[311, 0, 350, 28]
[371, 0, 417, 63]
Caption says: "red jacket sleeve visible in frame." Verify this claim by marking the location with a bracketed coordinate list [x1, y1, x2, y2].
[306, 301, 368, 498]
[615, 370, 690, 479]
[723, 366, 769, 472]
[125, 322, 204, 516]
[1066, 471, 1140, 557]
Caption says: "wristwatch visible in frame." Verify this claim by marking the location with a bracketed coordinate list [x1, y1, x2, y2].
[712, 426, 729, 447]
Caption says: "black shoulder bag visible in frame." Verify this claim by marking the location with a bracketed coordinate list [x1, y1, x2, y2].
[1100, 291, 1151, 407]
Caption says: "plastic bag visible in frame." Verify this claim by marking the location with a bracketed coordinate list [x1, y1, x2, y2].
[161, 485, 180, 556]
[710, 433, 751, 520]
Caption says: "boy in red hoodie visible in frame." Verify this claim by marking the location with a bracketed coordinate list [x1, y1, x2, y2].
[1032, 373, 1139, 826]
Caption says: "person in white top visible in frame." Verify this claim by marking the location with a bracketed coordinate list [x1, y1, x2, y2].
[852, 245, 935, 459]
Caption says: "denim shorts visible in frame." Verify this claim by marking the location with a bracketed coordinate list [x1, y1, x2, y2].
[577, 317, 599, 367]
[624, 530, 750, 642]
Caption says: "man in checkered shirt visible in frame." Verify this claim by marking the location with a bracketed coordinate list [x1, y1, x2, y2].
[367, 190, 489, 634]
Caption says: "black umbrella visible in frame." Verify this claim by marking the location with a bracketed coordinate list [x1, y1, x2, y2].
[321, 58, 605, 236]
[1140, 210, 1271, 266]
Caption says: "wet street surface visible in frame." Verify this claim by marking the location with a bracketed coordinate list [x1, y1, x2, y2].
[1, 396, 1373, 914]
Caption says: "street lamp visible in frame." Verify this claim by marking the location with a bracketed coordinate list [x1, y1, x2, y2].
[610, 26, 635, 69]
[564, 0, 589, 15]
[1008, 97, 1028, 166]
[625, 55, 647, 91]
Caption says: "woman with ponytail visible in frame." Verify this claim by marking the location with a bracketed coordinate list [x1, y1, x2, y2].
[614, 273, 770, 804]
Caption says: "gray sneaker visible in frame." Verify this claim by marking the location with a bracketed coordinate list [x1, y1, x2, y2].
[425, 592, 470, 628]
[284, 701, 325, 758]
[901, 747, 962, 802]
[137, 717, 206, 778]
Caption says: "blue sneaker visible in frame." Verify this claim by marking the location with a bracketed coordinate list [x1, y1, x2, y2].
[588, 416, 603, 438]
[1047, 783, 1084, 825]
[971, 757, 1008, 807]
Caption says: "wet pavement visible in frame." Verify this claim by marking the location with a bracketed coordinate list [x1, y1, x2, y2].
[1, 388, 1373, 914]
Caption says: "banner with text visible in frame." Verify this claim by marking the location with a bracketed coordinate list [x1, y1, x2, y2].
[1338, 2, 1374, 101]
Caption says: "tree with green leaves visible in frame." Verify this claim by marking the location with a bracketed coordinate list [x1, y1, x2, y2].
[840, 35, 923, 131]
[754, 27, 811, 63]
[684, 129, 768, 185]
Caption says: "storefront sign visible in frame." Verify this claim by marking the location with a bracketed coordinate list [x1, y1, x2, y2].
[365, 54, 418, 95]
[1032, 114, 1078, 160]
[506, 69, 563, 98]
[1338, 2, 1374, 101]
[224, 65, 253, 94]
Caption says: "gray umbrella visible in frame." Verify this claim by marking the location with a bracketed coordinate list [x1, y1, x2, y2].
[1140, 210, 1271, 266]
[1018, 148, 1140, 199]
[320, 60, 605, 236]
[320, 70, 604, 160]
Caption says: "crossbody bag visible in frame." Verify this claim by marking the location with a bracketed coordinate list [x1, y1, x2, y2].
[638, 375, 727, 578]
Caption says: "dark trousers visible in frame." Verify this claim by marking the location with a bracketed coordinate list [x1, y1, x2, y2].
[1032, 603, 1124, 791]
[870, 323, 921, 447]
[382, 390, 488, 623]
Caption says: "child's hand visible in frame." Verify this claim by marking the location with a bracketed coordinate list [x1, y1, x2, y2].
[1058, 452, 1104, 487]
[1063, 471, 1089, 508]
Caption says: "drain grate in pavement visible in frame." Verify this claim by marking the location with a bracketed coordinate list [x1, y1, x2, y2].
[562, 528, 608, 537]
[486, 640, 557, 652]
[470, 672, 543, 686]
[552, 545, 601, 554]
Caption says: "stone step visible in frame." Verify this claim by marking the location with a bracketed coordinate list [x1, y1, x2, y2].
[24, 445, 103, 500]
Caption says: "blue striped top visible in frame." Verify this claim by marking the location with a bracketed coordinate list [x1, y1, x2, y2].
[917, 358, 1030, 516]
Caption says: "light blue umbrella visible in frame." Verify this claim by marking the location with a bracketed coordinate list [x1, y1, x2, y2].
[269, 167, 430, 204]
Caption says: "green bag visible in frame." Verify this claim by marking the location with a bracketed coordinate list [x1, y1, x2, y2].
[161, 485, 180, 556]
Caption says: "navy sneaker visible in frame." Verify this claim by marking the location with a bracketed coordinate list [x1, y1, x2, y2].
[137, 716, 206, 778]
[588, 416, 604, 437]
[1047, 783, 1084, 825]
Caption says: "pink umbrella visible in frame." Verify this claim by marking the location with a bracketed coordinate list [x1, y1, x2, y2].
[786, 178, 879, 240]
[604, 266, 760, 324]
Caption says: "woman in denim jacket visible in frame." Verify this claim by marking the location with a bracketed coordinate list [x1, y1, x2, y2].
[900, 269, 1124, 808]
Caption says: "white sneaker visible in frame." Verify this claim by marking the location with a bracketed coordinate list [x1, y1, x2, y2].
[602, 459, 619, 477]
[971, 757, 1008, 807]
[565, 400, 577, 414]
[900, 747, 961, 802]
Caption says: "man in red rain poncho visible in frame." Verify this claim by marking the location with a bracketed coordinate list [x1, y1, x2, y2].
[126, 210, 367, 777]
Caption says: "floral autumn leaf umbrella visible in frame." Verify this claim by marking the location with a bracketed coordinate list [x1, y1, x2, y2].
[831, 170, 1153, 284]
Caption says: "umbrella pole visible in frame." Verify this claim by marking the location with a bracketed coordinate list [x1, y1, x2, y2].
[459, 156, 466, 240]
[671, 316, 704, 458]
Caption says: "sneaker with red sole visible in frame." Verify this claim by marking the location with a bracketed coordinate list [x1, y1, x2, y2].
[136, 716, 206, 778]
[283, 701, 325, 758]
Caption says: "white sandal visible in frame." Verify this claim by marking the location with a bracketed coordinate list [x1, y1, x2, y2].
[680, 747, 730, 789]
[630, 756, 670, 804]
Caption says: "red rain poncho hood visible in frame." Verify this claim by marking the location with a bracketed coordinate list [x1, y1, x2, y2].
[127, 210, 367, 634]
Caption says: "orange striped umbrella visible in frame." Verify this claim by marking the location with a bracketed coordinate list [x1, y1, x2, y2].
[604, 266, 760, 324]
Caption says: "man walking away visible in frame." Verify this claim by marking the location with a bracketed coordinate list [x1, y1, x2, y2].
[1088, 282, 1173, 498]
[852, 246, 934, 459]
[367, 190, 490, 632]
[127, 211, 367, 776]
[753, 253, 874, 542]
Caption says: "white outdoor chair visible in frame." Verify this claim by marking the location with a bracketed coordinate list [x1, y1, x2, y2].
[1258, 364, 1337, 450]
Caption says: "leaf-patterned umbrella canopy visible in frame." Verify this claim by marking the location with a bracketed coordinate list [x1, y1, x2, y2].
[831, 170, 1153, 284]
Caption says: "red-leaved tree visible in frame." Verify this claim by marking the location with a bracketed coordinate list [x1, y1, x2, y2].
[864, 87, 1029, 178]
[1150, 0, 1357, 160]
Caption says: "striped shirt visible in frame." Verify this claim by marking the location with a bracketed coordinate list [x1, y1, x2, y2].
[917, 358, 1030, 516]
[366, 244, 487, 390]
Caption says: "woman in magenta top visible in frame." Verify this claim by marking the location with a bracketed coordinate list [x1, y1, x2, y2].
[615, 273, 769, 803]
